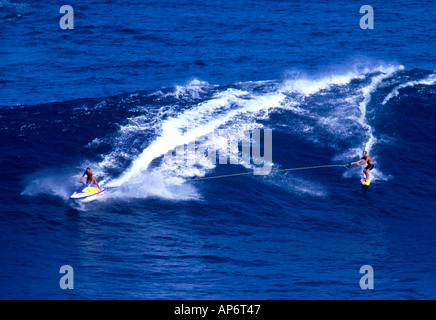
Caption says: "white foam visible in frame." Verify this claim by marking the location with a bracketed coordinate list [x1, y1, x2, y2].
[279, 64, 400, 97]
[342, 64, 402, 160]
[282, 72, 363, 96]
[109, 87, 286, 189]
[109, 171, 200, 201]
[166, 78, 213, 100]
[382, 72, 436, 105]
[343, 165, 392, 183]
[21, 169, 77, 200]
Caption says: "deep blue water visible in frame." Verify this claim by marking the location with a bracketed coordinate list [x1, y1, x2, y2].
[1, 0, 435, 299]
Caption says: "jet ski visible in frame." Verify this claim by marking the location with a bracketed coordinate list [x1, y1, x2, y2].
[69, 183, 115, 201]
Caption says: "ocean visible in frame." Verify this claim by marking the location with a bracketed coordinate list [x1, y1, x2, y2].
[0, 0, 435, 299]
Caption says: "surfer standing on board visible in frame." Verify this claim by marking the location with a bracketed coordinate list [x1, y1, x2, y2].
[351, 151, 374, 183]
[79, 167, 101, 190]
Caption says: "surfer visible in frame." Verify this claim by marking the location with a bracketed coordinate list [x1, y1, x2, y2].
[79, 167, 101, 190]
[351, 151, 374, 183]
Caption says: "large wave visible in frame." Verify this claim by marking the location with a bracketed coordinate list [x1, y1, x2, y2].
[18, 62, 436, 201]
[99, 63, 408, 198]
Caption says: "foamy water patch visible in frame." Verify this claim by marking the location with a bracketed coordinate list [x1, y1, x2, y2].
[382, 72, 436, 105]
[279, 63, 399, 97]
[110, 86, 285, 187]
[21, 168, 78, 200]
[108, 171, 200, 201]
[162, 79, 214, 101]
[342, 165, 392, 183]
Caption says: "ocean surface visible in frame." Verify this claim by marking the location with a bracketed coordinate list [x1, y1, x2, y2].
[1, 0, 435, 299]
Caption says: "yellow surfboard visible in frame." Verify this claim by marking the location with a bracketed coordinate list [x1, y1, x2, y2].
[361, 179, 370, 186]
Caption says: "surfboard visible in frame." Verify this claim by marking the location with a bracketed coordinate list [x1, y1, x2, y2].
[69, 183, 116, 201]
[361, 179, 370, 186]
